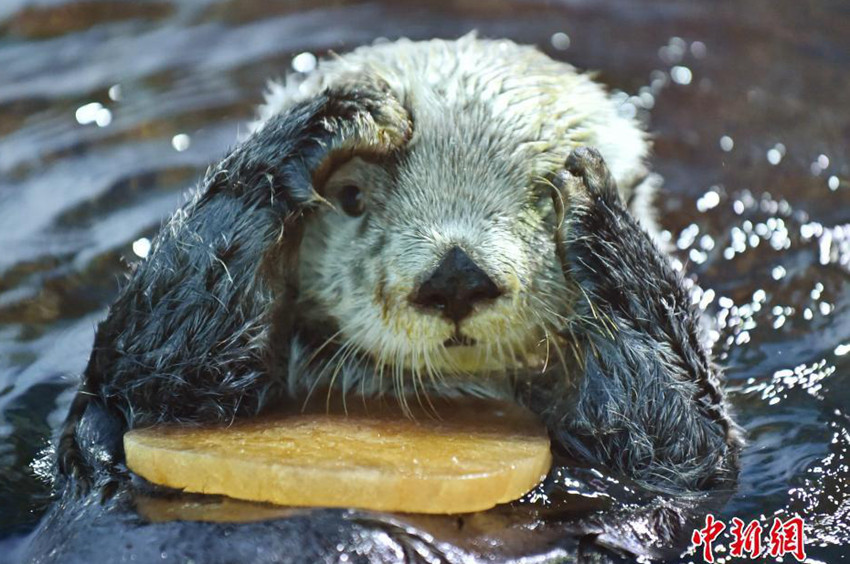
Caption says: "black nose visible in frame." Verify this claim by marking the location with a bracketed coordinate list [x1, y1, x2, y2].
[410, 246, 503, 323]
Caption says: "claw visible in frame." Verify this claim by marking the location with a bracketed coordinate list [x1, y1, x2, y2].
[564, 147, 620, 203]
[59, 446, 93, 497]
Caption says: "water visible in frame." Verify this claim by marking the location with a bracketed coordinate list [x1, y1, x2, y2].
[1, 0, 848, 560]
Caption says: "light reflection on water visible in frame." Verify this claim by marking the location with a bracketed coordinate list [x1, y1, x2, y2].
[0, 0, 848, 561]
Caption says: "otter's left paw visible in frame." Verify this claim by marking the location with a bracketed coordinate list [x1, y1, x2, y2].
[549, 147, 627, 274]
[552, 146, 621, 207]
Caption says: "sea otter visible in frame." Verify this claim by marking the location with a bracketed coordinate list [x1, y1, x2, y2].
[26, 35, 741, 563]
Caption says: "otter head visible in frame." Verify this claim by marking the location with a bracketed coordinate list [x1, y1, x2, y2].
[259, 35, 650, 388]
[298, 119, 571, 377]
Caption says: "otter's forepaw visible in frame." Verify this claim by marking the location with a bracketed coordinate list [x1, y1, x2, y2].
[556, 147, 621, 205]
[57, 444, 93, 497]
[217, 78, 412, 209]
[550, 147, 628, 275]
[323, 75, 412, 154]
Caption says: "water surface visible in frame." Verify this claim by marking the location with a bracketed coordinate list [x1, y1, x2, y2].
[1, 0, 848, 561]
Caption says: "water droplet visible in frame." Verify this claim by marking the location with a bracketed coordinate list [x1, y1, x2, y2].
[649, 70, 669, 94]
[291, 52, 317, 73]
[171, 133, 191, 152]
[132, 237, 151, 258]
[617, 101, 637, 119]
[689, 248, 707, 264]
[677, 223, 700, 249]
[767, 148, 782, 165]
[659, 37, 687, 64]
[699, 288, 715, 310]
[671, 258, 684, 272]
[75, 102, 104, 125]
[550, 32, 571, 50]
[828, 175, 840, 191]
[108, 84, 122, 101]
[835, 343, 850, 356]
[771, 265, 786, 280]
[94, 107, 112, 127]
[733, 200, 745, 214]
[719, 135, 734, 152]
[670, 65, 692, 85]
[670, 36, 687, 50]
[690, 41, 707, 58]
[697, 189, 720, 211]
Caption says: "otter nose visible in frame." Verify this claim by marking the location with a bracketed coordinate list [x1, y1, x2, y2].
[410, 246, 502, 323]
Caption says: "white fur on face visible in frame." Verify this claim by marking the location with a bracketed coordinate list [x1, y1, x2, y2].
[275, 34, 650, 380]
[298, 149, 570, 377]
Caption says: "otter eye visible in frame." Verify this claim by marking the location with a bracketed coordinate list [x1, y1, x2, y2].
[338, 184, 365, 217]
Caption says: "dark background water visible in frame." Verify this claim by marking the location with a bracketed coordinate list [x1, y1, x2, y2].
[0, 0, 848, 561]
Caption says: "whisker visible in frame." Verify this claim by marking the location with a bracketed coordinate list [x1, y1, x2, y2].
[421, 349, 442, 419]
[305, 328, 346, 366]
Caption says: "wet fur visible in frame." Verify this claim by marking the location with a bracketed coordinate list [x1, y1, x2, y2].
[58, 80, 412, 485]
[528, 148, 741, 494]
[52, 37, 742, 559]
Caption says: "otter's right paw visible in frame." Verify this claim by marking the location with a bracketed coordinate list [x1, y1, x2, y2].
[57, 439, 93, 496]
[221, 76, 411, 209]
[322, 76, 413, 154]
